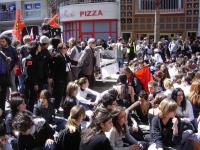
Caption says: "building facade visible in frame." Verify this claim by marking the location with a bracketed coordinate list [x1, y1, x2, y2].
[59, 0, 120, 42]
[121, 0, 199, 41]
[0, 0, 49, 36]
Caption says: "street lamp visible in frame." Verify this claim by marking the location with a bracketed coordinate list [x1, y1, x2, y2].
[154, 0, 161, 42]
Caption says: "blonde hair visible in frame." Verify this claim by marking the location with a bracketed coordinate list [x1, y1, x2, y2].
[67, 105, 85, 133]
[159, 98, 177, 118]
[66, 82, 78, 97]
[163, 78, 173, 90]
[23, 35, 31, 44]
[74, 77, 88, 86]
[189, 81, 200, 105]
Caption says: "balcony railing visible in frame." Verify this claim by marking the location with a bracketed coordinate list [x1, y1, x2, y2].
[0, 11, 15, 21]
[60, 0, 116, 6]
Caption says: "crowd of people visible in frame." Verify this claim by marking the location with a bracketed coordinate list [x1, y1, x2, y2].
[0, 32, 200, 150]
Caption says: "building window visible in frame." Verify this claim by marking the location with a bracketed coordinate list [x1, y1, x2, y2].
[121, 18, 126, 23]
[121, 12, 126, 17]
[138, 0, 183, 10]
[127, 6, 132, 10]
[194, 10, 199, 15]
[127, 12, 132, 17]
[187, 10, 192, 15]
[24, 0, 41, 18]
[127, 18, 132, 23]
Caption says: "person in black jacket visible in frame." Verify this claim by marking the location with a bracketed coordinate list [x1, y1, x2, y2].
[123, 67, 143, 99]
[33, 89, 66, 131]
[63, 82, 79, 119]
[52, 43, 78, 109]
[39, 36, 52, 90]
[56, 105, 85, 150]
[80, 109, 113, 150]
[41, 18, 52, 38]
[149, 98, 182, 150]
[12, 112, 55, 150]
[23, 41, 40, 112]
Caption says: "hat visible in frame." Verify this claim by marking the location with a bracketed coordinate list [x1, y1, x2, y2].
[40, 36, 50, 44]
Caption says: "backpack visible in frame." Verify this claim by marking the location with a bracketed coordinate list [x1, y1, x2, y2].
[0, 51, 9, 75]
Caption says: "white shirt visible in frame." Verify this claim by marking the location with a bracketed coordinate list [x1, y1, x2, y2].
[176, 100, 194, 123]
[76, 87, 101, 105]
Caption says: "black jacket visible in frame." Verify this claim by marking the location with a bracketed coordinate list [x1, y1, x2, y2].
[80, 133, 113, 150]
[2, 45, 18, 71]
[52, 52, 78, 82]
[17, 119, 55, 150]
[150, 116, 182, 148]
[63, 96, 77, 119]
[56, 127, 81, 150]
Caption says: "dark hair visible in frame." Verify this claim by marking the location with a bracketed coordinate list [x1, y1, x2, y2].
[139, 90, 148, 100]
[171, 88, 186, 111]
[101, 93, 116, 107]
[117, 74, 127, 84]
[9, 92, 25, 117]
[28, 41, 39, 55]
[112, 107, 126, 134]
[107, 88, 118, 100]
[0, 35, 11, 45]
[12, 112, 34, 133]
[81, 110, 112, 144]
[117, 74, 130, 101]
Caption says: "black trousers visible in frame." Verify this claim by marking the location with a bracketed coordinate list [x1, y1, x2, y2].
[0, 84, 7, 113]
[53, 80, 66, 109]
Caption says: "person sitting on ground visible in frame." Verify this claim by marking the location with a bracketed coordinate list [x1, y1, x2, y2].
[63, 82, 79, 119]
[149, 98, 182, 150]
[5, 92, 28, 135]
[56, 105, 85, 150]
[75, 77, 101, 107]
[127, 90, 151, 125]
[171, 88, 195, 130]
[12, 112, 55, 150]
[109, 106, 143, 150]
[33, 89, 66, 131]
[80, 110, 113, 150]
[163, 78, 174, 98]
[114, 74, 135, 108]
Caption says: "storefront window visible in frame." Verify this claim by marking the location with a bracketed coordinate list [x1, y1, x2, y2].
[82, 22, 92, 32]
[95, 22, 109, 32]
[24, 0, 41, 18]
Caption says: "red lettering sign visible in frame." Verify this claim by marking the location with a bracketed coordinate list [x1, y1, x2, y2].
[80, 10, 103, 17]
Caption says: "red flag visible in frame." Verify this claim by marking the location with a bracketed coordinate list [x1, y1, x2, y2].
[12, 9, 25, 41]
[48, 13, 59, 28]
[30, 27, 34, 41]
[134, 66, 153, 93]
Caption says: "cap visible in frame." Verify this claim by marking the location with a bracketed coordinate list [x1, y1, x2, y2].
[40, 36, 50, 44]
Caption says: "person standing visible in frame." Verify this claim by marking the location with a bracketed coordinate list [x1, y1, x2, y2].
[0, 35, 18, 113]
[41, 18, 52, 38]
[78, 38, 96, 87]
[69, 38, 82, 80]
[52, 43, 78, 109]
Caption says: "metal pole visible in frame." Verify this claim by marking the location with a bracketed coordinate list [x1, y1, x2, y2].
[154, 0, 160, 42]
[198, 0, 200, 36]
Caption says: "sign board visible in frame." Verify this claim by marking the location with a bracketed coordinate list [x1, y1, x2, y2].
[60, 2, 119, 22]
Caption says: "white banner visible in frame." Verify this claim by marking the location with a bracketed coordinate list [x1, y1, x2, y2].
[59, 2, 119, 22]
